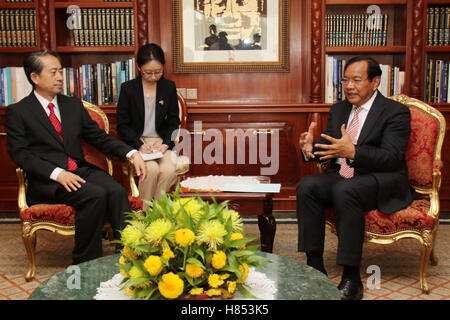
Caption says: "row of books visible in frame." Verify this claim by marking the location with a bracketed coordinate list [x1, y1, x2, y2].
[60, 58, 136, 105]
[72, 8, 134, 47]
[324, 55, 404, 104]
[5, 0, 33, 2]
[425, 59, 450, 103]
[427, 7, 450, 46]
[0, 58, 136, 106]
[326, 14, 389, 47]
[0, 9, 36, 47]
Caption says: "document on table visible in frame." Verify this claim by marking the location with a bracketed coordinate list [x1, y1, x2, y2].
[222, 183, 281, 193]
[139, 151, 163, 161]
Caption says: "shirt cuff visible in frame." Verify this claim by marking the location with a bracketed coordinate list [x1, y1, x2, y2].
[126, 149, 138, 159]
[50, 167, 64, 181]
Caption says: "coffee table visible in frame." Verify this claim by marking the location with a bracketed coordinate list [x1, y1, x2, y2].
[179, 191, 276, 253]
[28, 252, 340, 300]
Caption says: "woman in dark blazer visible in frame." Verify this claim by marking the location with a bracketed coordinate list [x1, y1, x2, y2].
[117, 43, 180, 203]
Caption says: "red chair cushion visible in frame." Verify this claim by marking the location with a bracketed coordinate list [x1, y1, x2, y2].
[325, 199, 435, 235]
[21, 198, 143, 226]
[129, 196, 143, 211]
[21, 204, 75, 226]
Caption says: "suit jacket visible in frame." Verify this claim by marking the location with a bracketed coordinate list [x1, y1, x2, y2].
[311, 91, 415, 214]
[116, 76, 180, 150]
[5, 92, 133, 202]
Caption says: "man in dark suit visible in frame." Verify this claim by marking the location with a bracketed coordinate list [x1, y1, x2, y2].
[297, 56, 415, 300]
[6, 50, 147, 265]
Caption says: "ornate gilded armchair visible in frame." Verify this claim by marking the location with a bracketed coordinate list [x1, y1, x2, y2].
[17, 101, 142, 282]
[320, 94, 445, 294]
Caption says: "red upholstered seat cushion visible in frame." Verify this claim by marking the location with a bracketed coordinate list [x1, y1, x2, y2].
[325, 199, 435, 235]
[21, 204, 75, 226]
[21, 198, 142, 226]
[129, 196, 143, 211]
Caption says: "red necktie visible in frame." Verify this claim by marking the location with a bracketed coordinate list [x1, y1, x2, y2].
[339, 107, 362, 179]
[48, 103, 78, 171]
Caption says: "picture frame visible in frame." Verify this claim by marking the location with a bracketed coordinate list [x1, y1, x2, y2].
[173, 0, 289, 73]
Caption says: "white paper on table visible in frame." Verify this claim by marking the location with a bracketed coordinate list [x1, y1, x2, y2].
[139, 151, 163, 161]
[222, 183, 281, 193]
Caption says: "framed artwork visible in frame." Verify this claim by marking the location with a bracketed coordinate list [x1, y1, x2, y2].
[173, 0, 289, 73]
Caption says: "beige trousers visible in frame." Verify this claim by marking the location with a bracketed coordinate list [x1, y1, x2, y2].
[139, 137, 177, 206]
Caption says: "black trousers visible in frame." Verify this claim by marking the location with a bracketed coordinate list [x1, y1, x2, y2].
[296, 171, 378, 266]
[55, 166, 130, 265]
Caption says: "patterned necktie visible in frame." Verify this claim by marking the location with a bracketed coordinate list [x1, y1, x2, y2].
[48, 103, 78, 171]
[339, 106, 362, 179]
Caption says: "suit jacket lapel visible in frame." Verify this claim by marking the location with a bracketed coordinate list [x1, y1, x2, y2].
[57, 95, 71, 144]
[357, 91, 386, 144]
[135, 76, 145, 121]
[26, 93, 63, 146]
[338, 100, 353, 137]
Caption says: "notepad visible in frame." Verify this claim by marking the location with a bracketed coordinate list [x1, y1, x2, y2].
[222, 183, 281, 193]
[139, 151, 163, 161]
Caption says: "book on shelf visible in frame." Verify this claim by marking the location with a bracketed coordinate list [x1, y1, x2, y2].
[326, 13, 388, 47]
[325, 55, 405, 104]
[427, 7, 450, 46]
[0, 9, 36, 47]
[425, 59, 450, 103]
[73, 8, 134, 47]
[60, 58, 135, 106]
[0, 66, 32, 106]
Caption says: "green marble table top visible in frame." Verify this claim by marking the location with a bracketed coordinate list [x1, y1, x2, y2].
[28, 252, 340, 300]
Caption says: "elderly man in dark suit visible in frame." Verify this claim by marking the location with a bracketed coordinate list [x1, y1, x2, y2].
[297, 56, 415, 300]
[6, 50, 147, 265]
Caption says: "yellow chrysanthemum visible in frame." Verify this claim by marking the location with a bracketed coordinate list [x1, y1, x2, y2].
[227, 281, 236, 294]
[144, 218, 174, 245]
[197, 220, 227, 250]
[119, 256, 127, 265]
[222, 209, 243, 232]
[129, 266, 145, 280]
[121, 224, 144, 247]
[119, 268, 129, 278]
[205, 288, 222, 296]
[122, 246, 138, 259]
[230, 232, 246, 249]
[208, 273, 224, 288]
[211, 251, 227, 269]
[143, 255, 163, 276]
[162, 247, 175, 260]
[237, 263, 250, 283]
[125, 287, 135, 296]
[186, 263, 204, 278]
[158, 272, 184, 299]
[173, 198, 203, 223]
[175, 228, 195, 247]
[220, 273, 230, 280]
[189, 287, 204, 296]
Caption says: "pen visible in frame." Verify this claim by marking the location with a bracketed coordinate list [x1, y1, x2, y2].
[140, 137, 153, 152]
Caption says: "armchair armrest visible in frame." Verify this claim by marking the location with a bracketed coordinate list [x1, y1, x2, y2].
[123, 159, 140, 198]
[16, 168, 29, 211]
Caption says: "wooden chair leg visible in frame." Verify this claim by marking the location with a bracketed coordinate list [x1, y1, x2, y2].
[419, 244, 432, 294]
[22, 223, 37, 282]
[430, 246, 439, 266]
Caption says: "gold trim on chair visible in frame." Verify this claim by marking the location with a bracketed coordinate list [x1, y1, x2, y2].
[322, 94, 446, 294]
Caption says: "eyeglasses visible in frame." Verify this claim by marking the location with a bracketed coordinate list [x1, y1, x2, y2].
[141, 70, 163, 77]
[340, 78, 369, 86]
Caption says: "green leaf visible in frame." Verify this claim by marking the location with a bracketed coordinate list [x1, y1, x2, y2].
[193, 247, 205, 262]
[144, 287, 159, 300]
[187, 257, 205, 269]
[229, 250, 256, 257]
[237, 283, 259, 299]
[121, 277, 149, 289]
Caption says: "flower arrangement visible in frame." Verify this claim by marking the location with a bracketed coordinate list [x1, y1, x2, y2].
[116, 188, 270, 300]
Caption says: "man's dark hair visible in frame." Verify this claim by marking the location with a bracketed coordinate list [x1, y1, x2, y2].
[137, 43, 165, 67]
[344, 56, 382, 81]
[23, 49, 61, 88]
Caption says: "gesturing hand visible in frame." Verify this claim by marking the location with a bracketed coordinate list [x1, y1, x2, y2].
[314, 124, 356, 161]
[56, 171, 86, 192]
[299, 122, 316, 158]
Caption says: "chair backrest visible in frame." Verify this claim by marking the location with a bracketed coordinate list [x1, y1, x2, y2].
[174, 92, 188, 144]
[81, 101, 113, 175]
[389, 95, 446, 193]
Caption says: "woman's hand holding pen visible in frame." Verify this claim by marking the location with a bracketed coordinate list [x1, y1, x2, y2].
[139, 137, 153, 153]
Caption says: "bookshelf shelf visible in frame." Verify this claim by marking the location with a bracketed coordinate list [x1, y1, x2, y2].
[426, 46, 450, 52]
[56, 46, 135, 53]
[53, 2, 133, 9]
[326, 46, 406, 53]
